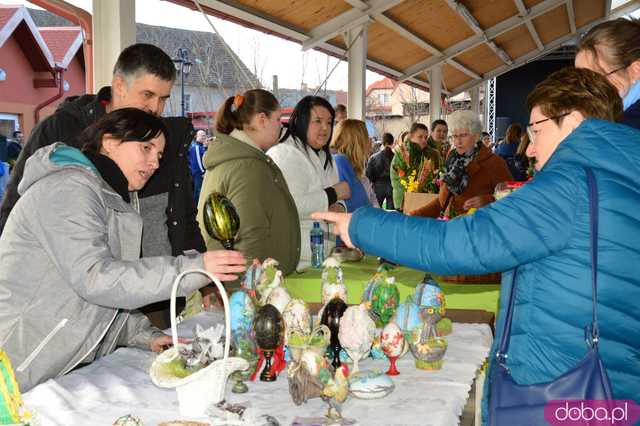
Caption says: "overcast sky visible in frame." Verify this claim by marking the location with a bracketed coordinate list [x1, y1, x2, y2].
[6, 0, 386, 91]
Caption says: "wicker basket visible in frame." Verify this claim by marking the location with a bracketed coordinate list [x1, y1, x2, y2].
[150, 269, 249, 416]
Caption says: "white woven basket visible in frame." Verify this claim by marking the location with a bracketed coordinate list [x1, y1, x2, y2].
[150, 269, 249, 416]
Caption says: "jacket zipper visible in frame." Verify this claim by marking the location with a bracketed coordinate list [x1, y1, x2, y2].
[17, 318, 68, 372]
[103, 311, 129, 355]
[60, 310, 119, 376]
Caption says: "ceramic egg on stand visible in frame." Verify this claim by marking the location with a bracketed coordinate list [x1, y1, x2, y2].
[362, 274, 400, 328]
[392, 298, 423, 356]
[408, 309, 448, 371]
[338, 304, 376, 374]
[282, 299, 312, 343]
[320, 297, 348, 369]
[380, 322, 404, 375]
[229, 290, 256, 338]
[321, 257, 347, 305]
[413, 274, 452, 336]
[413, 274, 446, 320]
[254, 304, 285, 381]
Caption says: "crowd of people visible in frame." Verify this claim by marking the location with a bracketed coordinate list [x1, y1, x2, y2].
[0, 16, 638, 424]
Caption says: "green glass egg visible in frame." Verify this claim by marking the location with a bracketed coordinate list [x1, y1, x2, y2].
[203, 191, 240, 249]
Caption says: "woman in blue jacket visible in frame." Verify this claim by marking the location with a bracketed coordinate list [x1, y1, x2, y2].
[313, 67, 640, 413]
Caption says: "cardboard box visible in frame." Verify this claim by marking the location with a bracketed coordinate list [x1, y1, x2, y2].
[403, 192, 439, 213]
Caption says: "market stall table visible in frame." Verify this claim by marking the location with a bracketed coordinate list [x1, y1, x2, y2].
[286, 256, 501, 314]
[22, 316, 492, 426]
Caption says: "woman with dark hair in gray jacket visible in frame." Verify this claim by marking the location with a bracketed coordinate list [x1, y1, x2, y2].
[0, 108, 246, 392]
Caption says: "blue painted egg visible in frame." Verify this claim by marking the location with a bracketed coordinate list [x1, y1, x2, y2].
[392, 299, 423, 336]
[230, 290, 255, 336]
[412, 275, 446, 319]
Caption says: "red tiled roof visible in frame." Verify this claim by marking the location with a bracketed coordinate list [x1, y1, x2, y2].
[38, 27, 81, 64]
[0, 6, 19, 29]
[366, 77, 395, 96]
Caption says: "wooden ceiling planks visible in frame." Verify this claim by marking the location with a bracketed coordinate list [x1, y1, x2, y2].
[454, 43, 503, 75]
[231, 0, 351, 33]
[462, 0, 519, 29]
[533, 3, 570, 44]
[384, 0, 475, 51]
[494, 24, 537, 59]
[574, 0, 606, 28]
[367, 21, 433, 70]
[442, 63, 471, 91]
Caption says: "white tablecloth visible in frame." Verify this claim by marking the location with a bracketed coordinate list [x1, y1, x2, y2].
[23, 322, 492, 426]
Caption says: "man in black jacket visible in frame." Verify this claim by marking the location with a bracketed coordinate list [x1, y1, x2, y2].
[0, 43, 206, 327]
[365, 132, 395, 209]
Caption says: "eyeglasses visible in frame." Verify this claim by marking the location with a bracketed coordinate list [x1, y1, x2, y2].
[605, 63, 628, 76]
[526, 112, 570, 142]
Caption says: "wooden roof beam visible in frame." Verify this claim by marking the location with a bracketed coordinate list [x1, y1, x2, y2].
[374, 14, 481, 80]
[513, 0, 544, 51]
[450, 0, 640, 96]
[444, 0, 513, 65]
[399, 0, 567, 82]
[301, 0, 402, 51]
[567, 0, 577, 34]
[188, 0, 433, 91]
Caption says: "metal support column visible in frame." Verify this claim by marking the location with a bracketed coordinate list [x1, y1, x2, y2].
[429, 64, 442, 124]
[347, 24, 368, 121]
[484, 78, 496, 141]
[92, 0, 136, 90]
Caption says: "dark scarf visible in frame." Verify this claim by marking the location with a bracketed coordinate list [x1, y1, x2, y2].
[442, 142, 480, 195]
[84, 152, 130, 203]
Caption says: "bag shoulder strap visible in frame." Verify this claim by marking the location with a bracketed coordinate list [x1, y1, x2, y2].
[496, 168, 599, 362]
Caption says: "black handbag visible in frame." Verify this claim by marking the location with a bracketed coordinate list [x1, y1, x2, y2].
[488, 168, 613, 426]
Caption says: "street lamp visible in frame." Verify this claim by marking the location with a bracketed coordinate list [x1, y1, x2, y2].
[172, 48, 193, 117]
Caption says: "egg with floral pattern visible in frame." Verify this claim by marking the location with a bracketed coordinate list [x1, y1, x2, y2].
[380, 322, 404, 358]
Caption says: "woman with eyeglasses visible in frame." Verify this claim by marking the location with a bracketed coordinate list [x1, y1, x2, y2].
[575, 18, 640, 129]
[407, 110, 512, 217]
[197, 89, 300, 280]
[313, 68, 640, 420]
[267, 96, 351, 271]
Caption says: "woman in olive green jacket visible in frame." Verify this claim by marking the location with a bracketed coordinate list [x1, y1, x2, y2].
[198, 90, 300, 278]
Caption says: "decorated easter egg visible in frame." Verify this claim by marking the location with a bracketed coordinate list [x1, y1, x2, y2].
[282, 298, 312, 337]
[266, 286, 291, 314]
[412, 274, 446, 320]
[229, 290, 255, 336]
[362, 276, 400, 328]
[392, 299, 423, 337]
[338, 304, 376, 355]
[381, 322, 405, 358]
[320, 297, 348, 347]
[254, 304, 284, 350]
[321, 257, 347, 304]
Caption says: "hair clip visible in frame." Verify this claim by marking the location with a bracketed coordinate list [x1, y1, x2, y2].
[230, 94, 244, 113]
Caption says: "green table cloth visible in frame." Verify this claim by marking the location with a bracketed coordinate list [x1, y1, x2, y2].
[285, 256, 501, 314]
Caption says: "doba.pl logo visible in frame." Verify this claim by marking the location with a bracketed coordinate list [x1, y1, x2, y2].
[544, 400, 640, 425]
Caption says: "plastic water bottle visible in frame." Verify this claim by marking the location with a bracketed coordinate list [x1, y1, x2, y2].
[310, 221, 325, 268]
